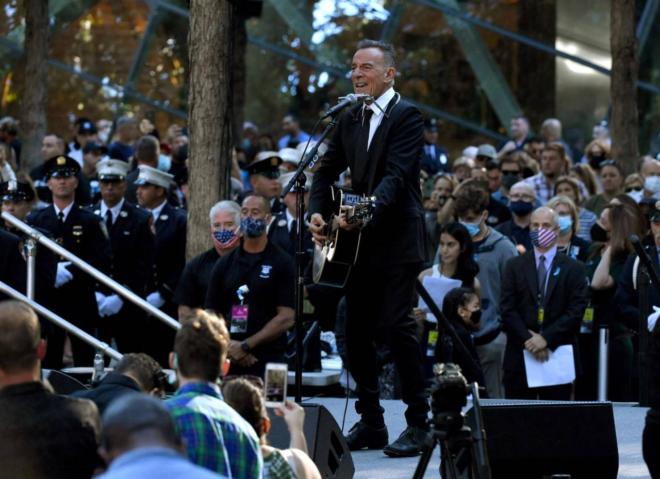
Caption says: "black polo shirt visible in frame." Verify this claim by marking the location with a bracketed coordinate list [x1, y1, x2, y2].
[204, 241, 294, 356]
[174, 247, 221, 308]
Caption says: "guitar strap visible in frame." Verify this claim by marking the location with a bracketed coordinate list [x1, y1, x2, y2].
[366, 92, 402, 195]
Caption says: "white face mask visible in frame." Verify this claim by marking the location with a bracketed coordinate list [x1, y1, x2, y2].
[645, 176, 660, 194]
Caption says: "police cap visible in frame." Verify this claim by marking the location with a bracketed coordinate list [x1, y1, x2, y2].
[0, 180, 36, 202]
[44, 155, 81, 179]
[247, 151, 282, 179]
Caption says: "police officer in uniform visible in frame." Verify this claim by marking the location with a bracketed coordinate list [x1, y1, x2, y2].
[135, 165, 186, 365]
[268, 171, 314, 258]
[27, 155, 112, 368]
[0, 227, 26, 300]
[174, 200, 241, 319]
[205, 194, 294, 377]
[1, 179, 58, 331]
[91, 159, 155, 353]
[245, 151, 285, 215]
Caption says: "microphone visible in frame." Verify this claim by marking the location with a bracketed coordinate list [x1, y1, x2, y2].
[321, 93, 373, 119]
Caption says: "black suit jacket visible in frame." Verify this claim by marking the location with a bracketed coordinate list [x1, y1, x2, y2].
[500, 250, 588, 375]
[0, 382, 101, 479]
[0, 228, 26, 299]
[152, 202, 187, 301]
[309, 94, 426, 265]
[91, 200, 155, 296]
[267, 210, 314, 260]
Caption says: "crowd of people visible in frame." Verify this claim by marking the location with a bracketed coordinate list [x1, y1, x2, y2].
[1, 36, 660, 476]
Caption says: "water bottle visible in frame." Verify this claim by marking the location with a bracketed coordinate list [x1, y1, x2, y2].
[92, 352, 105, 384]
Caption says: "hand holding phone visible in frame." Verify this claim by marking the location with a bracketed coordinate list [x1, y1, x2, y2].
[264, 362, 288, 408]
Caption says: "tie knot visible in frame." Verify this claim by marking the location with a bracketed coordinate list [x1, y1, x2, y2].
[58, 211, 64, 220]
[540, 255, 545, 262]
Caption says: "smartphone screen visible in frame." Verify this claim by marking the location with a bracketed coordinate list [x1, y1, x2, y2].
[264, 362, 288, 407]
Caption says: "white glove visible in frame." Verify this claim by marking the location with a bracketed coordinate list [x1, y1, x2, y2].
[146, 291, 165, 309]
[95, 291, 107, 316]
[100, 294, 124, 317]
[649, 306, 660, 332]
[55, 262, 73, 288]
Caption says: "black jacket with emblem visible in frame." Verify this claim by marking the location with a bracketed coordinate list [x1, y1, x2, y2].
[91, 200, 155, 296]
[151, 202, 187, 301]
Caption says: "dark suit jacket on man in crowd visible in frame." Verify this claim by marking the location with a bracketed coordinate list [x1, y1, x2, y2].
[500, 250, 588, 396]
[0, 381, 101, 479]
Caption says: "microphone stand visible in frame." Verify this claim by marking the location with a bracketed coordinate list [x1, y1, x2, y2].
[282, 116, 339, 403]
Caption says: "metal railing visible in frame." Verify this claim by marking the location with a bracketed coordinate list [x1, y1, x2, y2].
[2, 211, 181, 332]
[0, 280, 122, 361]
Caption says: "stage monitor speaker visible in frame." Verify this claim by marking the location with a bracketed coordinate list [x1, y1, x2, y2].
[268, 403, 354, 479]
[467, 400, 619, 479]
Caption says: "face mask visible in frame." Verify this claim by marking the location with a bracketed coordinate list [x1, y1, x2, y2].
[509, 200, 534, 217]
[557, 215, 573, 234]
[241, 217, 267, 238]
[460, 221, 481, 238]
[470, 309, 482, 324]
[158, 154, 171, 172]
[502, 173, 520, 189]
[530, 227, 558, 249]
[644, 176, 660, 194]
[589, 154, 606, 170]
[590, 222, 609, 243]
[212, 229, 239, 254]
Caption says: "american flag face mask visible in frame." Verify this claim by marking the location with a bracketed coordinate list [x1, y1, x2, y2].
[530, 227, 558, 249]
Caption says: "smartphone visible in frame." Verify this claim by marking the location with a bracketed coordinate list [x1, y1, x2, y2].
[264, 362, 288, 407]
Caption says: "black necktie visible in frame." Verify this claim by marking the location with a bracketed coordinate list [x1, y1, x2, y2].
[537, 255, 547, 301]
[105, 210, 113, 232]
[354, 108, 374, 183]
[57, 211, 65, 224]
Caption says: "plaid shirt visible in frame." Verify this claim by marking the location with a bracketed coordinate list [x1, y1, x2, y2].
[524, 173, 589, 205]
[165, 382, 262, 479]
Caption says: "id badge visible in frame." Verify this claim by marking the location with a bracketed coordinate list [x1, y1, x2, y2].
[427, 329, 438, 357]
[580, 307, 594, 334]
[538, 307, 544, 325]
[230, 305, 249, 334]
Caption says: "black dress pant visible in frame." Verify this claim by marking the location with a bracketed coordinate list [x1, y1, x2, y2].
[644, 409, 660, 478]
[345, 260, 429, 428]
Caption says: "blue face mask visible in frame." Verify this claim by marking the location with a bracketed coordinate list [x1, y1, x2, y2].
[557, 215, 573, 234]
[460, 221, 481, 238]
[213, 229, 236, 245]
[241, 217, 268, 238]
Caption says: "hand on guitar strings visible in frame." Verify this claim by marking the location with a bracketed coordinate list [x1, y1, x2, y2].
[337, 205, 363, 232]
[309, 213, 328, 246]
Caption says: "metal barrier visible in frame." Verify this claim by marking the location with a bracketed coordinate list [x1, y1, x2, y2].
[0, 280, 122, 361]
[2, 211, 180, 331]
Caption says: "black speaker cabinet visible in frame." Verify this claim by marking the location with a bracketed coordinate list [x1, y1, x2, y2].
[268, 404, 354, 479]
[467, 400, 619, 479]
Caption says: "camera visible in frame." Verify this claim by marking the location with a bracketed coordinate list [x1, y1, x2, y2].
[430, 362, 470, 436]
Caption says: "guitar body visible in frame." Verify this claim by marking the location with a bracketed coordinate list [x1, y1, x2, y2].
[312, 186, 374, 288]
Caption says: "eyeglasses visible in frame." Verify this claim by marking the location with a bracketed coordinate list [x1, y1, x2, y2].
[625, 186, 643, 192]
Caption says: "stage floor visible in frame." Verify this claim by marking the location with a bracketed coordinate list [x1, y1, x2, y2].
[306, 397, 650, 479]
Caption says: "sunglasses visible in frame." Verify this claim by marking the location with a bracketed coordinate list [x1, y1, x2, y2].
[625, 186, 643, 192]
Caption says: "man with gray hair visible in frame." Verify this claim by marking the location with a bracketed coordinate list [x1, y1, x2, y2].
[98, 394, 223, 479]
[174, 200, 241, 319]
[500, 206, 587, 399]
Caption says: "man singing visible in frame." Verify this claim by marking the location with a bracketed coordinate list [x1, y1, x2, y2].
[309, 40, 428, 457]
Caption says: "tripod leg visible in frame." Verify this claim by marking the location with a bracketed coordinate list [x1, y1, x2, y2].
[412, 441, 437, 479]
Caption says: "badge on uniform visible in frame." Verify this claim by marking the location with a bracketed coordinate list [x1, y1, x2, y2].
[94, 209, 101, 216]
[260, 265, 272, 279]
[72, 225, 83, 237]
[160, 214, 168, 221]
[230, 305, 249, 334]
[119, 211, 128, 218]
[277, 219, 287, 227]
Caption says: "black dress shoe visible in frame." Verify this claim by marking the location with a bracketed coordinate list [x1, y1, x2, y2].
[383, 426, 429, 457]
[345, 421, 389, 451]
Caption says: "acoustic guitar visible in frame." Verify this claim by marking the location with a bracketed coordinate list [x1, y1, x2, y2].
[312, 186, 376, 288]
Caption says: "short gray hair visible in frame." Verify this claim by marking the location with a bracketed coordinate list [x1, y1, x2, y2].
[209, 200, 241, 226]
